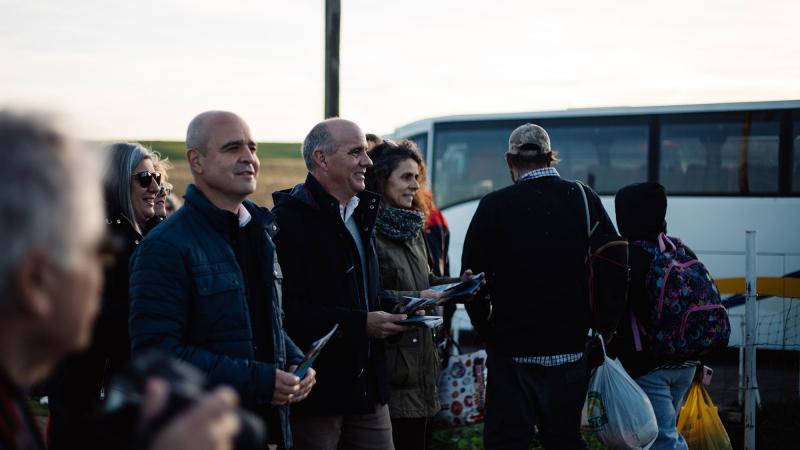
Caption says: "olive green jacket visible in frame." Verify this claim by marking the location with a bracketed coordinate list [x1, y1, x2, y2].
[377, 231, 458, 418]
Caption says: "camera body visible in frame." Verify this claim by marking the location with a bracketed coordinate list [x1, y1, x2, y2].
[102, 352, 266, 450]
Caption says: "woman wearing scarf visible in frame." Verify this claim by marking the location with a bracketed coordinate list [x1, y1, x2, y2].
[365, 139, 473, 450]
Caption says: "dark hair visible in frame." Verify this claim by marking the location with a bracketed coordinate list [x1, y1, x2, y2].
[365, 133, 382, 149]
[365, 139, 429, 216]
[508, 150, 560, 167]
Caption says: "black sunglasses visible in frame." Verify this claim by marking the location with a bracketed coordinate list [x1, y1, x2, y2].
[158, 184, 173, 197]
[133, 171, 162, 188]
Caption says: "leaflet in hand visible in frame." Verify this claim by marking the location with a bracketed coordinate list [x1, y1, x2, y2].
[294, 324, 338, 378]
[395, 315, 443, 329]
[430, 273, 485, 303]
[396, 296, 439, 314]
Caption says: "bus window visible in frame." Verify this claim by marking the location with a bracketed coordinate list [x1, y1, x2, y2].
[407, 133, 428, 159]
[660, 113, 780, 194]
[538, 120, 648, 194]
[794, 118, 800, 193]
[433, 122, 511, 208]
[432, 119, 649, 207]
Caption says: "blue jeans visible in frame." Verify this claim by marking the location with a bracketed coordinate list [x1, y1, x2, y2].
[635, 366, 697, 450]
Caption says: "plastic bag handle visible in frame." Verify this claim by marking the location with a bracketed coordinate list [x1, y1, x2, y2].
[596, 332, 608, 359]
[446, 337, 463, 356]
[698, 382, 715, 406]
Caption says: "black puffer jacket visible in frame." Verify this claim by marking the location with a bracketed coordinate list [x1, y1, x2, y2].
[128, 185, 304, 449]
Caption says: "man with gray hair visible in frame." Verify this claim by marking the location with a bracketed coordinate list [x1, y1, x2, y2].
[0, 110, 241, 450]
[129, 111, 314, 449]
[272, 118, 407, 449]
[462, 123, 617, 449]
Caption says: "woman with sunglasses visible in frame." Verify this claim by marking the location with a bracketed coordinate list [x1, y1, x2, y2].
[47, 142, 166, 449]
[365, 139, 478, 450]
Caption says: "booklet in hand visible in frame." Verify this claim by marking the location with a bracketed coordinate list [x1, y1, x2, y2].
[294, 324, 339, 379]
[395, 315, 443, 329]
[430, 273, 484, 303]
[396, 296, 439, 314]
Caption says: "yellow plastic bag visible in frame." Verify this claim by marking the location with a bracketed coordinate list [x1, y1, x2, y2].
[677, 382, 733, 450]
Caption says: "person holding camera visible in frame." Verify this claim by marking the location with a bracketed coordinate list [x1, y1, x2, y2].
[129, 111, 315, 449]
[0, 109, 240, 450]
[47, 141, 169, 449]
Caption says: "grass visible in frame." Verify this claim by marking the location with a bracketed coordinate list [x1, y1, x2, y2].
[114, 141, 308, 207]
[161, 158, 307, 208]
[431, 424, 609, 450]
[26, 396, 49, 417]
[137, 140, 302, 161]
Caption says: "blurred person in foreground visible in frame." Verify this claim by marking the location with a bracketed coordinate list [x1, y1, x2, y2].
[128, 111, 314, 449]
[0, 109, 240, 450]
[365, 140, 473, 450]
[272, 119, 407, 450]
[47, 141, 166, 449]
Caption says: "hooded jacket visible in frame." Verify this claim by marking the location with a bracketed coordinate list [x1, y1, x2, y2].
[611, 182, 695, 378]
[272, 174, 396, 415]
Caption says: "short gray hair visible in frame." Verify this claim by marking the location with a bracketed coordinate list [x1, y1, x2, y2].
[104, 143, 156, 234]
[0, 110, 102, 306]
[301, 122, 337, 171]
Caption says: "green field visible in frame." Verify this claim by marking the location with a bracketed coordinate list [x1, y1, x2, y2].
[138, 140, 301, 161]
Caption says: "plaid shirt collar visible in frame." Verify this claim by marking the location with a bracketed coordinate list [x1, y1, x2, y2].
[517, 166, 560, 184]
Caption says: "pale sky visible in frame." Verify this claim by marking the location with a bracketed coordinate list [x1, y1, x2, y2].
[1, 0, 798, 141]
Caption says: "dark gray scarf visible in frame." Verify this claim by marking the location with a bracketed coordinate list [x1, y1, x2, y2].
[376, 207, 424, 241]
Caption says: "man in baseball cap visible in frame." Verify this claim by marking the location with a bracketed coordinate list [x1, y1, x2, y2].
[463, 122, 618, 449]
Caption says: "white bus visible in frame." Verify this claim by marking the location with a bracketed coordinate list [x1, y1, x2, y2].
[392, 100, 800, 349]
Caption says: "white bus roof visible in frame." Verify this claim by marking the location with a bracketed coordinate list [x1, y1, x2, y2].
[392, 100, 800, 137]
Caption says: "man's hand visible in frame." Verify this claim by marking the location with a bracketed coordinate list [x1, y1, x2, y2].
[366, 311, 408, 338]
[272, 369, 301, 405]
[286, 366, 316, 404]
[143, 378, 240, 450]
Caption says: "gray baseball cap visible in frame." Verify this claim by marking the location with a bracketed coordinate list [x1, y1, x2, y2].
[508, 123, 551, 156]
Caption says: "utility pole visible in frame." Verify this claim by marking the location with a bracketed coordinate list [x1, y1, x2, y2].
[325, 0, 340, 118]
[744, 231, 757, 450]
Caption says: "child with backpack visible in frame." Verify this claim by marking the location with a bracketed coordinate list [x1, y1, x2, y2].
[610, 182, 730, 450]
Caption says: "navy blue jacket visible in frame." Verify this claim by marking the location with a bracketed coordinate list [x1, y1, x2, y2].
[272, 174, 396, 415]
[128, 185, 303, 448]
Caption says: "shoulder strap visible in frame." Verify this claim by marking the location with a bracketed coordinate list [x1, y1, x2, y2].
[576, 181, 590, 238]
[575, 181, 599, 238]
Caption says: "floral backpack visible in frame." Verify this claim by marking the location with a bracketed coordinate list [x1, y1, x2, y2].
[631, 233, 730, 359]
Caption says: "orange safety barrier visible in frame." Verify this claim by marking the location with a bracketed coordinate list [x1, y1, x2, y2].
[715, 277, 800, 298]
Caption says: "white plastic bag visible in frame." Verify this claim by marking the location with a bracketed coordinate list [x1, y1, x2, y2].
[581, 335, 658, 449]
